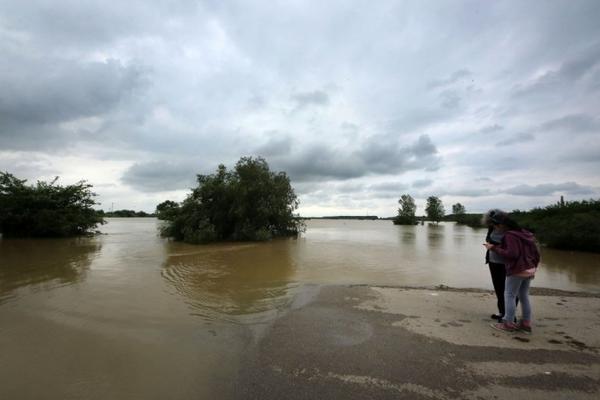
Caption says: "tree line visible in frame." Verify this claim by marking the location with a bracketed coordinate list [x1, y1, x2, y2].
[98, 210, 156, 218]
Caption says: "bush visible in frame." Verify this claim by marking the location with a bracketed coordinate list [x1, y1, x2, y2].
[0, 172, 104, 237]
[159, 157, 303, 243]
[512, 199, 600, 252]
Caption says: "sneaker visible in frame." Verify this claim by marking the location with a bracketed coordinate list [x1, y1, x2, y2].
[518, 321, 532, 334]
[491, 314, 503, 321]
[491, 322, 517, 332]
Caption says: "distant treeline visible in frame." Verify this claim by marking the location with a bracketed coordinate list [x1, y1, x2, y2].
[512, 199, 600, 253]
[308, 215, 379, 220]
[98, 209, 156, 218]
[444, 199, 600, 253]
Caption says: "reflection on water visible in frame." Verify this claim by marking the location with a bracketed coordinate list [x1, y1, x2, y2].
[399, 226, 416, 245]
[162, 240, 297, 323]
[0, 238, 100, 304]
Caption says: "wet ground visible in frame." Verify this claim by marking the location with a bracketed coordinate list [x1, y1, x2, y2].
[235, 286, 600, 400]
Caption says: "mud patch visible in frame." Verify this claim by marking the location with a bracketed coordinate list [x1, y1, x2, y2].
[498, 373, 599, 393]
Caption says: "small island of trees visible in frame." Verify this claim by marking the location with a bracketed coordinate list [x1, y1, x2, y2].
[156, 157, 303, 244]
[0, 172, 104, 237]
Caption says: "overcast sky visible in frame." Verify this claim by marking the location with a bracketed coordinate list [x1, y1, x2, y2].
[1, 1, 599, 216]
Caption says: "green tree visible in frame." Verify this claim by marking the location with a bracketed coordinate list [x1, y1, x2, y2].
[394, 194, 418, 225]
[0, 172, 104, 237]
[425, 196, 445, 224]
[155, 200, 180, 220]
[452, 203, 465, 215]
[160, 157, 303, 244]
[452, 202, 466, 223]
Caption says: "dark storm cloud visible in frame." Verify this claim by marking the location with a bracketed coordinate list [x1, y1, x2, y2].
[255, 134, 293, 157]
[495, 132, 535, 147]
[0, 58, 144, 126]
[121, 160, 203, 192]
[276, 134, 440, 182]
[504, 182, 595, 197]
[291, 90, 330, 109]
[0, 52, 146, 151]
[276, 146, 364, 182]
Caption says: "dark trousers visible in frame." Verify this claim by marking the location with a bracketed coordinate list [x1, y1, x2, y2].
[488, 262, 518, 316]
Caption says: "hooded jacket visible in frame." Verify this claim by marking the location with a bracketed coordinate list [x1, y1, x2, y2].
[490, 229, 540, 276]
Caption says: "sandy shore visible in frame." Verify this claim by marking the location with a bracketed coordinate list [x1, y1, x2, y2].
[235, 285, 600, 399]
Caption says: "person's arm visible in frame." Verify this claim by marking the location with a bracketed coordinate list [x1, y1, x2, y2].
[489, 233, 520, 260]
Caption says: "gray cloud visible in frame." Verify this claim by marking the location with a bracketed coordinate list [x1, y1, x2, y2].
[439, 89, 462, 110]
[496, 132, 535, 147]
[273, 134, 440, 182]
[121, 160, 205, 193]
[539, 113, 600, 133]
[504, 182, 596, 197]
[429, 187, 493, 198]
[512, 43, 600, 98]
[0, 58, 145, 126]
[0, 1, 599, 215]
[367, 181, 409, 193]
[478, 124, 504, 134]
[291, 90, 330, 109]
[427, 69, 472, 89]
[412, 179, 432, 188]
[0, 53, 146, 152]
[255, 134, 293, 157]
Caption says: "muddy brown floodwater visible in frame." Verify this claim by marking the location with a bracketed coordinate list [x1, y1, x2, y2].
[1, 218, 599, 399]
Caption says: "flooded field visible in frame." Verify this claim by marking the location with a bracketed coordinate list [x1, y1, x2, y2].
[1, 218, 599, 399]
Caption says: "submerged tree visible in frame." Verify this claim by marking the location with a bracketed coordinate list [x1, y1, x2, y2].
[159, 157, 303, 244]
[0, 172, 104, 237]
[452, 202, 466, 223]
[452, 203, 465, 215]
[425, 196, 445, 224]
[394, 194, 418, 225]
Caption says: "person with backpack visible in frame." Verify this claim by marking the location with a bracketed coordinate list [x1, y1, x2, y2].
[483, 213, 540, 333]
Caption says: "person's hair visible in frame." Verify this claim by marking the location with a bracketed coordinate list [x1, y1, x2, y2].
[482, 209, 521, 230]
[502, 215, 521, 230]
[481, 209, 506, 226]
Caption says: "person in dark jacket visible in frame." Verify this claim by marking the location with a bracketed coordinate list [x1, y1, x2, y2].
[482, 209, 517, 321]
[484, 214, 540, 333]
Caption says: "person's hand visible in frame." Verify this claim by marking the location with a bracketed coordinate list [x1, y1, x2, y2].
[483, 243, 495, 250]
